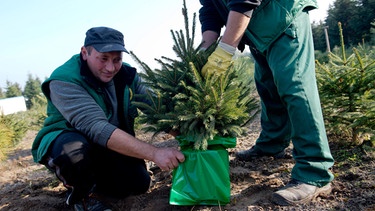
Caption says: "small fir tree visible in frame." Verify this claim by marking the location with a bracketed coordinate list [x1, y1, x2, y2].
[316, 22, 375, 144]
[131, 0, 259, 150]
[24, 74, 42, 109]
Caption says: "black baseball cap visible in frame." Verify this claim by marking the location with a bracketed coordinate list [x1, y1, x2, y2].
[84, 27, 129, 53]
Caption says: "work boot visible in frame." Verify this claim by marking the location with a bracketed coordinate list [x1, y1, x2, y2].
[73, 194, 112, 211]
[235, 146, 286, 161]
[66, 187, 90, 206]
[272, 179, 332, 206]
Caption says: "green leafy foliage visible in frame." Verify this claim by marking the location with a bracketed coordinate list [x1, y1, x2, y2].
[131, 0, 259, 150]
[316, 22, 375, 144]
[0, 112, 28, 161]
[5, 81, 22, 98]
[0, 121, 14, 161]
[1, 113, 29, 145]
[0, 97, 46, 161]
[0, 88, 5, 99]
[27, 94, 47, 130]
[313, 0, 375, 52]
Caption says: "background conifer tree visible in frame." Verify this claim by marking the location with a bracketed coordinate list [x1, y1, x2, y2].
[316, 22, 375, 144]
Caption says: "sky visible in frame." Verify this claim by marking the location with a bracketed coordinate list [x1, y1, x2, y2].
[0, 0, 333, 89]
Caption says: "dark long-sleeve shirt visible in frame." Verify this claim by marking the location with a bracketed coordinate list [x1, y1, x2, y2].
[199, 0, 261, 35]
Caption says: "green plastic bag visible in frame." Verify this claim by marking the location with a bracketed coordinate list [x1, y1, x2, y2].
[169, 136, 236, 206]
[177, 135, 237, 149]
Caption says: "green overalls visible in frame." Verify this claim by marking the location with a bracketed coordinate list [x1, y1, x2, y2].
[218, 0, 335, 186]
[250, 11, 334, 187]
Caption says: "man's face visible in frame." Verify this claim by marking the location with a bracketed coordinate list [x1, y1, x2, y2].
[81, 46, 123, 83]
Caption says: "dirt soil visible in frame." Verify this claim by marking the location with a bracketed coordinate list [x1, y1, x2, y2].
[1, 118, 375, 211]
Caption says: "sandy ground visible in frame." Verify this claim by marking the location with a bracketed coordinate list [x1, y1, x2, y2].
[1, 118, 375, 211]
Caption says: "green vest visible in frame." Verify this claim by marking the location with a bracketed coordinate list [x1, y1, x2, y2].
[32, 54, 138, 163]
[216, 0, 318, 53]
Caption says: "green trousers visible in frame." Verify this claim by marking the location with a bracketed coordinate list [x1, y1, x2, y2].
[249, 11, 334, 187]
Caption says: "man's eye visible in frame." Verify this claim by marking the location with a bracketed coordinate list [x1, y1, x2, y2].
[114, 58, 122, 63]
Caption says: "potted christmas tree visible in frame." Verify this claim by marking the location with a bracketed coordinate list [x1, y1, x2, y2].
[131, 0, 259, 206]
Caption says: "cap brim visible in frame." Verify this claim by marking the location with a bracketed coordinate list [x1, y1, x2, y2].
[93, 43, 129, 53]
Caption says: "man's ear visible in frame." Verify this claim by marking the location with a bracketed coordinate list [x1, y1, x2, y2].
[81, 46, 88, 60]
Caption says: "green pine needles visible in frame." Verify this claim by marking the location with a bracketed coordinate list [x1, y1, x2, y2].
[130, 0, 259, 150]
[316, 22, 375, 144]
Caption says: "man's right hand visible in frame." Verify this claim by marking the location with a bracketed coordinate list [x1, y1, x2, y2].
[153, 148, 185, 171]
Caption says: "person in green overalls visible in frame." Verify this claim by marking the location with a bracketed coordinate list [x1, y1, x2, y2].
[198, 0, 334, 206]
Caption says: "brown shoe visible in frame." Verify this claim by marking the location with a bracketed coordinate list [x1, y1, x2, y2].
[272, 179, 332, 206]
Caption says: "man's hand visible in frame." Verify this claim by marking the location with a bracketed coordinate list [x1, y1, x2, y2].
[153, 148, 185, 171]
[201, 42, 235, 77]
